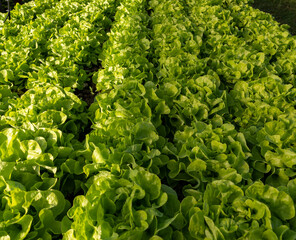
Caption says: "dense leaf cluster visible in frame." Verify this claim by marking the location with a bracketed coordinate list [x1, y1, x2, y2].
[1, 0, 296, 239]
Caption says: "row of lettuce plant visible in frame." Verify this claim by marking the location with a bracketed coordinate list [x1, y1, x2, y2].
[184, 0, 296, 238]
[0, 84, 88, 239]
[148, 0, 260, 238]
[0, 0, 120, 239]
[210, 1, 296, 196]
[65, 0, 181, 239]
[188, 0, 296, 206]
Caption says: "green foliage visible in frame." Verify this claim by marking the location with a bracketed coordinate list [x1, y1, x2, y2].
[1, 0, 296, 239]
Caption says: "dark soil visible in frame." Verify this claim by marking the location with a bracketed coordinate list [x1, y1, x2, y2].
[74, 80, 97, 107]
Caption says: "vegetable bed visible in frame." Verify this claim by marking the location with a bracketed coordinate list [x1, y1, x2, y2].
[1, 0, 296, 239]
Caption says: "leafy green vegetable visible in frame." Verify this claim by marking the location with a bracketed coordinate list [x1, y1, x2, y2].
[2, 0, 296, 238]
